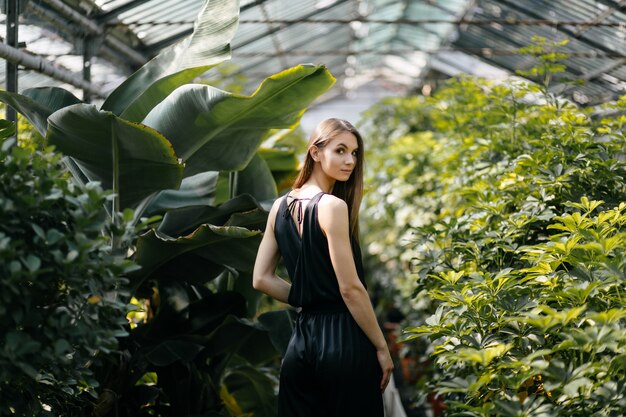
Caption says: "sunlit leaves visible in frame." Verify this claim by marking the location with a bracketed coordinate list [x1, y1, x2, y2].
[363, 37, 626, 415]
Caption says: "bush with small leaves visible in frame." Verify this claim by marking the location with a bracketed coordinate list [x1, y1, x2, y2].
[363, 38, 626, 416]
[0, 121, 136, 415]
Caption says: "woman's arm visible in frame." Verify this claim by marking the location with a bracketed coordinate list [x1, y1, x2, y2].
[318, 196, 393, 392]
[252, 198, 291, 303]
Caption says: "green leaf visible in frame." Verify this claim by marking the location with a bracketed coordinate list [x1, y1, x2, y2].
[53, 339, 72, 355]
[258, 147, 299, 172]
[0, 119, 16, 139]
[144, 340, 205, 366]
[142, 64, 336, 177]
[23, 254, 41, 273]
[223, 366, 277, 417]
[0, 87, 81, 136]
[231, 272, 263, 317]
[149, 252, 226, 286]
[133, 224, 261, 286]
[257, 310, 296, 356]
[158, 193, 266, 237]
[236, 154, 277, 201]
[134, 285, 247, 344]
[205, 315, 277, 364]
[46, 104, 184, 209]
[102, 0, 240, 121]
[143, 171, 219, 216]
[454, 343, 512, 366]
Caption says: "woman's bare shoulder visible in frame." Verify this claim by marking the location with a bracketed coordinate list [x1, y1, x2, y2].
[318, 193, 347, 211]
[318, 194, 349, 232]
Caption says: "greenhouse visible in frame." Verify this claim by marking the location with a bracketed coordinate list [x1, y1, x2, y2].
[1, 0, 625, 416]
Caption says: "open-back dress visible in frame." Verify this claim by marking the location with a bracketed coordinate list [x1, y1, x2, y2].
[274, 191, 383, 417]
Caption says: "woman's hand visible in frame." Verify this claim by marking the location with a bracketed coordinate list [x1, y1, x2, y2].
[376, 347, 394, 392]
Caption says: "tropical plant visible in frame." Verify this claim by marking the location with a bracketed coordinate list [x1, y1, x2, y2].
[363, 38, 626, 416]
[0, 120, 136, 415]
[0, 0, 335, 415]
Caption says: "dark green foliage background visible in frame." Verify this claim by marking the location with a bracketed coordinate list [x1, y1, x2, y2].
[0, 122, 135, 415]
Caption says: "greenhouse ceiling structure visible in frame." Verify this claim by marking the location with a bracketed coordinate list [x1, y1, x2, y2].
[0, 0, 625, 108]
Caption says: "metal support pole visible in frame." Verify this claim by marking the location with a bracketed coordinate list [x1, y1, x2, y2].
[0, 42, 105, 98]
[42, 0, 147, 66]
[83, 37, 93, 103]
[5, 0, 19, 125]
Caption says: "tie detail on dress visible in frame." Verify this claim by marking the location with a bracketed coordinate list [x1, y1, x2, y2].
[285, 194, 313, 233]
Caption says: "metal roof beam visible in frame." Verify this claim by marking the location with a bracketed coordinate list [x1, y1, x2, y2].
[228, 48, 626, 58]
[228, 23, 348, 78]
[385, 0, 409, 53]
[26, 2, 135, 73]
[418, 0, 479, 90]
[5, 0, 18, 125]
[97, 0, 153, 23]
[573, 0, 625, 37]
[495, 0, 624, 55]
[233, 17, 626, 27]
[30, 0, 147, 66]
[258, 2, 288, 70]
[142, 28, 194, 55]
[230, 0, 351, 52]
[591, 0, 626, 10]
[0, 42, 105, 98]
[141, 0, 277, 55]
[423, 0, 462, 17]
[240, 0, 272, 13]
[551, 58, 626, 95]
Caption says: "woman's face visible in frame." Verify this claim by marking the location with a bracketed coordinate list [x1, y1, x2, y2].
[313, 131, 359, 182]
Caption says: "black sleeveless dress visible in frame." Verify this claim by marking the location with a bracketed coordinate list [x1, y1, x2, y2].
[274, 191, 383, 417]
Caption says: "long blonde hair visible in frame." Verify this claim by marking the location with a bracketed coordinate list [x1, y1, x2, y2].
[293, 118, 364, 242]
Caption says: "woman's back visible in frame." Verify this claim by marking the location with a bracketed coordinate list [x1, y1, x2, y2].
[273, 191, 383, 417]
[274, 191, 366, 310]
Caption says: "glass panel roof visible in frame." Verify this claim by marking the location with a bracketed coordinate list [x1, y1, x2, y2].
[0, 0, 622, 108]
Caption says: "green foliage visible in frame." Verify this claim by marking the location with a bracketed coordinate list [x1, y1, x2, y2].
[0, 103, 46, 150]
[101, 0, 240, 122]
[0, 0, 334, 414]
[363, 38, 626, 415]
[0, 122, 135, 415]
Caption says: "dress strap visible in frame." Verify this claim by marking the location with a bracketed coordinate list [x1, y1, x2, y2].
[283, 191, 325, 229]
[284, 192, 313, 225]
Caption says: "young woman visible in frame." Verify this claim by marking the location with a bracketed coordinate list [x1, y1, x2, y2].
[253, 118, 393, 417]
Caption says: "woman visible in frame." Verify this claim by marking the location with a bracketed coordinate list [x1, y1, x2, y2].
[253, 118, 393, 417]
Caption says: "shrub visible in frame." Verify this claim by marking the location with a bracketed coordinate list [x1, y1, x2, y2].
[0, 122, 135, 415]
[363, 39, 626, 415]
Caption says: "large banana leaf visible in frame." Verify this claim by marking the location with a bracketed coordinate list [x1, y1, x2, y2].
[144, 340, 205, 367]
[142, 64, 336, 177]
[258, 138, 303, 193]
[187, 232, 261, 273]
[133, 282, 247, 342]
[203, 316, 277, 364]
[102, 0, 240, 122]
[0, 87, 81, 136]
[143, 171, 219, 216]
[149, 252, 226, 287]
[258, 310, 297, 356]
[158, 193, 266, 237]
[46, 104, 184, 209]
[258, 147, 299, 172]
[224, 365, 277, 417]
[231, 272, 263, 317]
[235, 154, 277, 201]
[134, 225, 261, 286]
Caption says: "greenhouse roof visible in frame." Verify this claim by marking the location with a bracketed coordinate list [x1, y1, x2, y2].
[0, 0, 625, 106]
